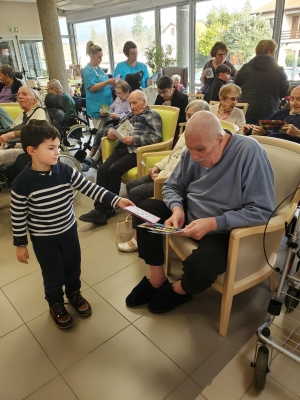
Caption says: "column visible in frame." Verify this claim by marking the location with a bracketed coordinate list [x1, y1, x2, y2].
[176, 5, 189, 68]
[36, 0, 69, 92]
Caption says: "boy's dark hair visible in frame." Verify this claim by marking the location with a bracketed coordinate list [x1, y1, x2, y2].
[21, 119, 61, 153]
[216, 64, 231, 77]
[157, 76, 173, 90]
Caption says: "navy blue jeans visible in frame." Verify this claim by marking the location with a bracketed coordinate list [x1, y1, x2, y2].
[31, 223, 81, 305]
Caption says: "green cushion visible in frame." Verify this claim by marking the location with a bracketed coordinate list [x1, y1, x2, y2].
[122, 167, 138, 182]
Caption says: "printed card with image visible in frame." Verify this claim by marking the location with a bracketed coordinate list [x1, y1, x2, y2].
[124, 206, 160, 224]
[138, 222, 182, 235]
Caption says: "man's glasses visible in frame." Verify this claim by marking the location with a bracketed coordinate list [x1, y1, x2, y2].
[157, 88, 170, 95]
[225, 97, 239, 102]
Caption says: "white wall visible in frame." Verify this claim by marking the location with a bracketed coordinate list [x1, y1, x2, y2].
[0, 1, 42, 39]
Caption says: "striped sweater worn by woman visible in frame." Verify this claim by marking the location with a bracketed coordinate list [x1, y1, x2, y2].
[10, 162, 121, 246]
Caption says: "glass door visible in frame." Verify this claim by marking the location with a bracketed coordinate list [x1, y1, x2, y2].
[19, 40, 47, 78]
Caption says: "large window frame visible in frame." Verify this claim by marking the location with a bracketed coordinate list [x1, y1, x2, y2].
[68, 0, 285, 93]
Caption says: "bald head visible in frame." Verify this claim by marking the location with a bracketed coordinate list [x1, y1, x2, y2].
[290, 86, 300, 115]
[185, 111, 228, 168]
[185, 111, 224, 141]
[128, 89, 147, 115]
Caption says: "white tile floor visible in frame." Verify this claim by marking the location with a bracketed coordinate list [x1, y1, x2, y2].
[1, 187, 300, 400]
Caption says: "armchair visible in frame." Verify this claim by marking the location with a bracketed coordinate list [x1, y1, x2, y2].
[161, 67, 188, 88]
[165, 136, 300, 336]
[101, 105, 179, 184]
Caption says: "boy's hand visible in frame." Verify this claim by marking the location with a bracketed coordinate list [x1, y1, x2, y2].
[16, 246, 29, 264]
[116, 198, 135, 209]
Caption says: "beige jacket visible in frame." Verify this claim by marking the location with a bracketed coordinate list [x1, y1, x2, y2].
[155, 133, 186, 178]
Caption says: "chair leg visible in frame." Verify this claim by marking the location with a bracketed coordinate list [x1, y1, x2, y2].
[219, 290, 234, 336]
[165, 236, 173, 275]
[269, 270, 276, 292]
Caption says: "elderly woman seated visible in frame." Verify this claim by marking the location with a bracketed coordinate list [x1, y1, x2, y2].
[171, 74, 187, 94]
[210, 83, 245, 133]
[0, 86, 48, 165]
[118, 99, 211, 252]
[0, 64, 23, 103]
[47, 79, 76, 122]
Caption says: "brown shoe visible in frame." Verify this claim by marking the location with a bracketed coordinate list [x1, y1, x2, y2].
[67, 291, 92, 317]
[49, 303, 73, 329]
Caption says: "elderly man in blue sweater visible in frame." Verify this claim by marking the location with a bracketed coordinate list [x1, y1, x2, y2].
[244, 85, 300, 143]
[126, 111, 275, 313]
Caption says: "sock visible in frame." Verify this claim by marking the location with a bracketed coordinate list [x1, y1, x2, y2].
[131, 237, 137, 246]
[87, 150, 95, 158]
[92, 149, 101, 161]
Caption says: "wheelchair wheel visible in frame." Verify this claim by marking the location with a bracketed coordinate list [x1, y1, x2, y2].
[58, 152, 82, 199]
[62, 124, 91, 152]
[285, 286, 300, 313]
[254, 346, 269, 392]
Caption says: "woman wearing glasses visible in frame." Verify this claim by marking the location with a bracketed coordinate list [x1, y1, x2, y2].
[154, 76, 189, 145]
[200, 41, 236, 99]
[210, 83, 245, 134]
[81, 41, 116, 131]
[113, 41, 151, 88]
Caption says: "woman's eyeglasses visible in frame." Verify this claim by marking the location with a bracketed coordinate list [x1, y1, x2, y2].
[157, 88, 171, 95]
[225, 97, 239, 102]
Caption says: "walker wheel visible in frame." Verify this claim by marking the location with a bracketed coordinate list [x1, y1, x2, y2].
[285, 287, 300, 313]
[254, 346, 269, 392]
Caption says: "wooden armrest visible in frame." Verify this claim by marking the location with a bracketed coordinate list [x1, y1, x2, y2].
[230, 205, 297, 240]
[136, 139, 173, 176]
[154, 177, 168, 200]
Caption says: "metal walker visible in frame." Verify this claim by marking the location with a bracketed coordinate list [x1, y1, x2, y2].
[253, 209, 300, 391]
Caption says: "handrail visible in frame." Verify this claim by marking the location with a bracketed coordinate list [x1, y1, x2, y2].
[281, 30, 300, 40]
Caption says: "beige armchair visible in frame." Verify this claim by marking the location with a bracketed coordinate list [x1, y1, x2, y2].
[165, 136, 300, 336]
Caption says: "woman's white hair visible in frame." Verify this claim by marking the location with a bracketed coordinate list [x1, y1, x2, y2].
[186, 100, 211, 113]
[171, 74, 181, 82]
[47, 79, 64, 92]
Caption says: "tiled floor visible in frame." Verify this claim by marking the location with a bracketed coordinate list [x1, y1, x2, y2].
[1, 187, 300, 400]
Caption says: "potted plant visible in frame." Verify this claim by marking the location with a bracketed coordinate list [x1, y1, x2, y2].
[144, 43, 176, 75]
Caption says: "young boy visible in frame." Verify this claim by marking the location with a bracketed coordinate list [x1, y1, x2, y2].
[206, 64, 231, 103]
[10, 120, 134, 329]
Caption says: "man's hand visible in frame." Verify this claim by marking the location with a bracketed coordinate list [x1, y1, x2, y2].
[122, 136, 134, 146]
[16, 246, 29, 264]
[116, 198, 135, 209]
[107, 130, 118, 140]
[250, 126, 266, 136]
[281, 124, 300, 137]
[0, 132, 14, 143]
[177, 217, 217, 240]
[165, 206, 185, 229]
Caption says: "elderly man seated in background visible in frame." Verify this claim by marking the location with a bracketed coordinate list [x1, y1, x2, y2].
[0, 86, 48, 165]
[126, 111, 274, 313]
[244, 85, 300, 143]
[79, 90, 162, 226]
[47, 79, 76, 123]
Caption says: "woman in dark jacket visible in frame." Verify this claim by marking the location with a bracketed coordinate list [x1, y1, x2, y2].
[200, 41, 236, 99]
[154, 76, 188, 146]
[0, 64, 22, 102]
[235, 39, 289, 124]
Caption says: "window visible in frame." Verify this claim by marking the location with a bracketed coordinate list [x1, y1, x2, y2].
[278, 6, 300, 81]
[19, 40, 47, 77]
[0, 40, 19, 70]
[195, 0, 273, 87]
[111, 11, 155, 69]
[74, 19, 110, 72]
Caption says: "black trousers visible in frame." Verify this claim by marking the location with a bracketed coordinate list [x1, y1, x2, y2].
[269, 132, 300, 144]
[95, 143, 136, 210]
[135, 199, 230, 294]
[31, 223, 81, 305]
